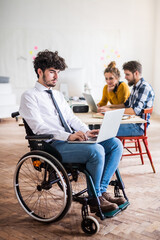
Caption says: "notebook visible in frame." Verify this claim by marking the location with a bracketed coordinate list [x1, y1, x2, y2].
[68, 108, 125, 143]
[83, 93, 98, 112]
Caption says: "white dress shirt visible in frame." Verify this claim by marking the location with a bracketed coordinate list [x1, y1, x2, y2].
[19, 82, 89, 141]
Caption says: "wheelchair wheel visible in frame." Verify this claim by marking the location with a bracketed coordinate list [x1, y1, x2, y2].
[14, 150, 72, 222]
[71, 171, 88, 197]
[81, 216, 100, 235]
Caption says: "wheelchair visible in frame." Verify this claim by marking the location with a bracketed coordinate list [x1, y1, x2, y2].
[12, 111, 129, 235]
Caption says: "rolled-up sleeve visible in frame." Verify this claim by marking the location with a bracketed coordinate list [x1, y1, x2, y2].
[133, 87, 152, 116]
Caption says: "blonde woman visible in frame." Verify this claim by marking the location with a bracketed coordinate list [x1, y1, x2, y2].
[97, 61, 130, 111]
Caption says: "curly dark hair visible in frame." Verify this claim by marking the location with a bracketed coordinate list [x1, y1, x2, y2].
[33, 50, 67, 78]
[122, 61, 142, 74]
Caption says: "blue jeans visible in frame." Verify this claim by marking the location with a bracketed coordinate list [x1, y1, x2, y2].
[50, 138, 123, 197]
[117, 124, 144, 137]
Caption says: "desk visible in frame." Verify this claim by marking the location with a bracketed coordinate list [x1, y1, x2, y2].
[19, 112, 146, 126]
[75, 112, 146, 125]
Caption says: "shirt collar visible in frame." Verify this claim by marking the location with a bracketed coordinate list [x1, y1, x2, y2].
[35, 81, 50, 92]
[134, 78, 144, 89]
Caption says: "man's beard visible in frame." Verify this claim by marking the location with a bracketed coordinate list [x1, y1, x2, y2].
[128, 78, 136, 87]
[43, 75, 56, 87]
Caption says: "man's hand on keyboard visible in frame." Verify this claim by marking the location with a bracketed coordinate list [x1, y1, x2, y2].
[67, 131, 88, 141]
[86, 129, 99, 138]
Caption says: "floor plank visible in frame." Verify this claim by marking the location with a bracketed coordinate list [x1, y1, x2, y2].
[0, 115, 160, 239]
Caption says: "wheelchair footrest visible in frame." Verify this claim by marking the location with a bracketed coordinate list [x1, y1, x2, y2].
[96, 201, 130, 219]
[119, 200, 130, 210]
[103, 208, 121, 218]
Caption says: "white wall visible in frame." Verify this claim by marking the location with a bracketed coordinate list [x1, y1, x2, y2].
[0, 0, 159, 113]
[153, 0, 160, 115]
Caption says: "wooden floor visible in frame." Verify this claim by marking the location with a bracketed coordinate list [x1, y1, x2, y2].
[0, 115, 160, 240]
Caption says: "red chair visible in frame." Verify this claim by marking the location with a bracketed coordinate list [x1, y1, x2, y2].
[117, 107, 156, 173]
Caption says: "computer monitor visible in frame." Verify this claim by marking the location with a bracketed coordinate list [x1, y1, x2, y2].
[55, 68, 85, 98]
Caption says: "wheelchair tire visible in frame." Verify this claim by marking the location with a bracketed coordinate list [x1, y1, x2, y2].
[14, 150, 72, 223]
[81, 216, 100, 235]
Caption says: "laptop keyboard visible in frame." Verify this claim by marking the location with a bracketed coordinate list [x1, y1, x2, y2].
[87, 137, 97, 141]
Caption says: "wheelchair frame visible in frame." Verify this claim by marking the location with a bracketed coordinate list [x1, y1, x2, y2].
[12, 111, 129, 235]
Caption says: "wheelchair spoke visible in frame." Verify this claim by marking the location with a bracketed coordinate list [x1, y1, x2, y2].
[72, 171, 88, 197]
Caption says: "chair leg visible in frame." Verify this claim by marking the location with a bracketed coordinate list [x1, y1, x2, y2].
[143, 138, 156, 173]
[137, 139, 144, 165]
[135, 140, 138, 151]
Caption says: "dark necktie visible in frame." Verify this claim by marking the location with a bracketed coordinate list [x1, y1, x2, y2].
[45, 90, 72, 133]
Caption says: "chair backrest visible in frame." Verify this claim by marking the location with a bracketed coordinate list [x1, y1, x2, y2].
[23, 119, 35, 136]
[143, 107, 153, 136]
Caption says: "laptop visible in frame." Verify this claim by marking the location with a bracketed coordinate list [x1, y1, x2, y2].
[83, 93, 98, 112]
[68, 108, 125, 143]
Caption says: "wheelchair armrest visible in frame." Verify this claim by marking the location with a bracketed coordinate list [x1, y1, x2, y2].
[25, 134, 54, 140]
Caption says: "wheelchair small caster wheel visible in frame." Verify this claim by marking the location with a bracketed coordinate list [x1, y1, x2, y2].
[81, 216, 100, 235]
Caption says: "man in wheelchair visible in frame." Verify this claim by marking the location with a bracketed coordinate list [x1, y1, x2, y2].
[19, 49, 126, 214]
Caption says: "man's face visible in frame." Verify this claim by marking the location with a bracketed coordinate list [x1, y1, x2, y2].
[42, 68, 60, 88]
[124, 70, 136, 86]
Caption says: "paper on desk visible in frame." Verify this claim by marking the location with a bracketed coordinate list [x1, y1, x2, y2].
[122, 114, 131, 120]
[92, 113, 104, 119]
[93, 113, 135, 120]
